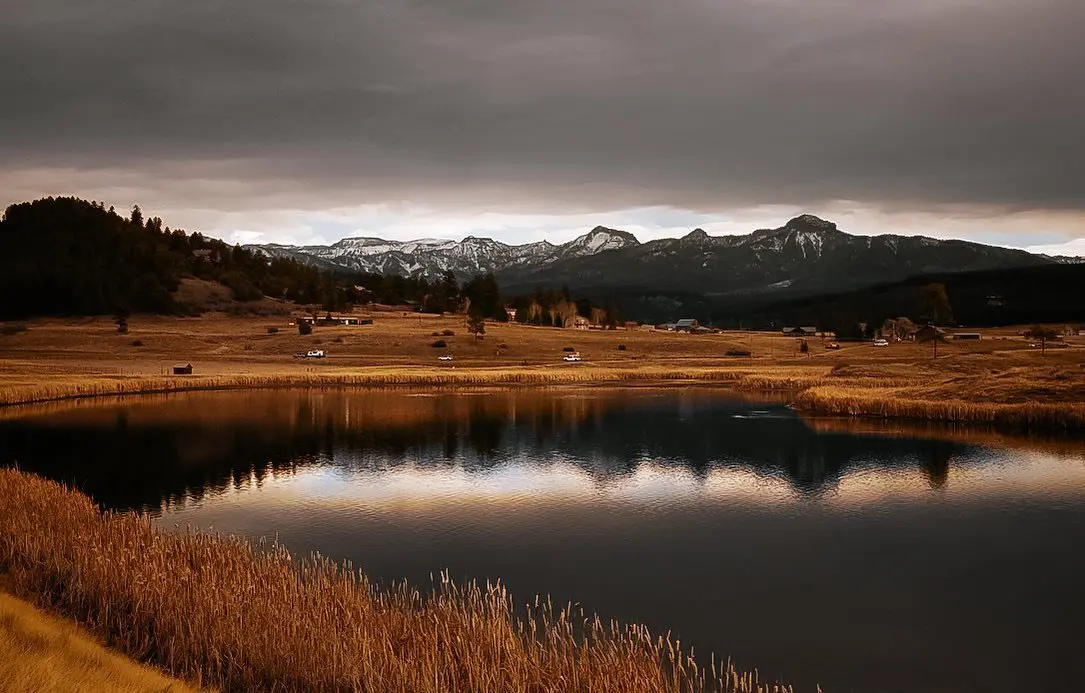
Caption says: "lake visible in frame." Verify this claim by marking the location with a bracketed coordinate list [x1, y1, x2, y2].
[2, 387, 1084, 693]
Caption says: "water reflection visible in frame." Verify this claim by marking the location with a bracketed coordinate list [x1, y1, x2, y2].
[1, 388, 984, 512]
[2, 388, 1085, 693]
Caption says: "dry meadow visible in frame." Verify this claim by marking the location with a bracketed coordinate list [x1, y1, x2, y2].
[1, 311, 1083, 429]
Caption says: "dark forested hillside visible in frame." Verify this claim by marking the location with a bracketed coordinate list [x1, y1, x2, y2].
[0, 197, 511, 320]
[1, 198, 181, 317]
[728, 263, 1085, 331]
[554, 263, 1085, 330]
[0, 197, 353, 319]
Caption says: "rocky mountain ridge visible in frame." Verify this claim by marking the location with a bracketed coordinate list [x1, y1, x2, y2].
[250, 215, 1061, 296]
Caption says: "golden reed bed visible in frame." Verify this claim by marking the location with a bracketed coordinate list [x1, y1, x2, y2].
[795, 385, 1085, 432]
[0, 469, 795, 693]
[0, 365, 828, 408]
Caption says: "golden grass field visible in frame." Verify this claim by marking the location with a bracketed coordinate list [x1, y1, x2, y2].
[0, 581, 200, 693]
[0, 469, 783, 693]
[1, 311, 1084, 429]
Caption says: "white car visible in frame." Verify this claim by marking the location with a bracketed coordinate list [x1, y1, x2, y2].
[872, 339, 889, 347]
[562, 353, 582, 362]
[305, 349, 326, 358]
[438, 355, 454, 361]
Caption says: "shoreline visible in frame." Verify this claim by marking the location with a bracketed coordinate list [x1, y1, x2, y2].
[2, 314, 1083, 433]
[0, 365, 826, 408]
[2, 367, 1083, 434]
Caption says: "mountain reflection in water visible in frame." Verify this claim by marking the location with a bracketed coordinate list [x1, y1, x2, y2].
[1, 388, 966, 512]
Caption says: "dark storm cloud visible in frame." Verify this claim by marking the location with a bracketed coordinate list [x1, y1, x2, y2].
[2, 0, 1084, 212]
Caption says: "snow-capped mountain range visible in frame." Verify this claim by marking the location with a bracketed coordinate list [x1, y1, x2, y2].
[250, 225, 639, 278]
[249, 215, 1068, 296]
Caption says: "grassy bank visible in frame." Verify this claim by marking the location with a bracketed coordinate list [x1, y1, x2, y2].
[794, 361, 1085, 432]
[0, 587, 202, 693]
[794, 386, 1085, 432]
[0, 365, 828, 408]
[0, 469, 789, 693]
[2, 314, 1083, 431]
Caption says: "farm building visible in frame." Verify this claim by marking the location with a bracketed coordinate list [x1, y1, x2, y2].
[782, 326, 817, 337]
[172, 364, 193, 375]
[297, 315, 364, 326]
[952, 332, 982, 340]
[914, 324, 948, 342]
[573, 316, 590, 331]
[674, 318, 699, 333]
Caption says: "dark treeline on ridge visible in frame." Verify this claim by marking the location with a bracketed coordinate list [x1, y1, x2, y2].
[0, 197, 344, 319]
[707, 263, 1085, 331]
[0, 197, 617, 326]
[0, 198, 508, 321]
[575, 264, 1085, 330]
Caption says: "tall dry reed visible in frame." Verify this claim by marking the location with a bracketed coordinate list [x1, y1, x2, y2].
[0, 469, 793, 693]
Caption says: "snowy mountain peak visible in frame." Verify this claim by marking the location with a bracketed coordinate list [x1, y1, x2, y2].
[562, 226, 641, 256]
[785, 214, 838, 232]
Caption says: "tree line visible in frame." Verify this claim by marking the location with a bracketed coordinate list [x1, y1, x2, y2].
[0, 197, 621, 326]
[0, 197, 349, 319]
[0, 198, 519, 320]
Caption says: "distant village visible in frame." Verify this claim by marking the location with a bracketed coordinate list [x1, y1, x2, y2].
[295, 305, 1085, 344]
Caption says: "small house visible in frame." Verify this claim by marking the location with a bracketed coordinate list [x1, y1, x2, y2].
[625, 321, 639, 330]
[172, 364, 193, 375]
[505, 306, 518, 322]
[573, 316, 590, 331]
[782, 326, 817, 337]
[674, 318, 699, 333]
[914, 324, 947, 343]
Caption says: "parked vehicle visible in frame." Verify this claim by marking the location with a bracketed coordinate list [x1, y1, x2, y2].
[305, 349, 326, 358]
[562, 352, 582, 362]
[825, 342, 840, 350]
[872, 339, 889, 347]
[438, 355, 454, 361]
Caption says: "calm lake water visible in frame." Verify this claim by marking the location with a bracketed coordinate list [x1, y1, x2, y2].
[3, 388, 1085, 693]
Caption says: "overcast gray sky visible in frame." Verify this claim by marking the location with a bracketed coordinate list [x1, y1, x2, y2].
[3, 0, 1084, 253]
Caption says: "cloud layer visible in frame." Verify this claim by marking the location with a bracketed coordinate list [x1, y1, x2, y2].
[3, 0, 1084, 246]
